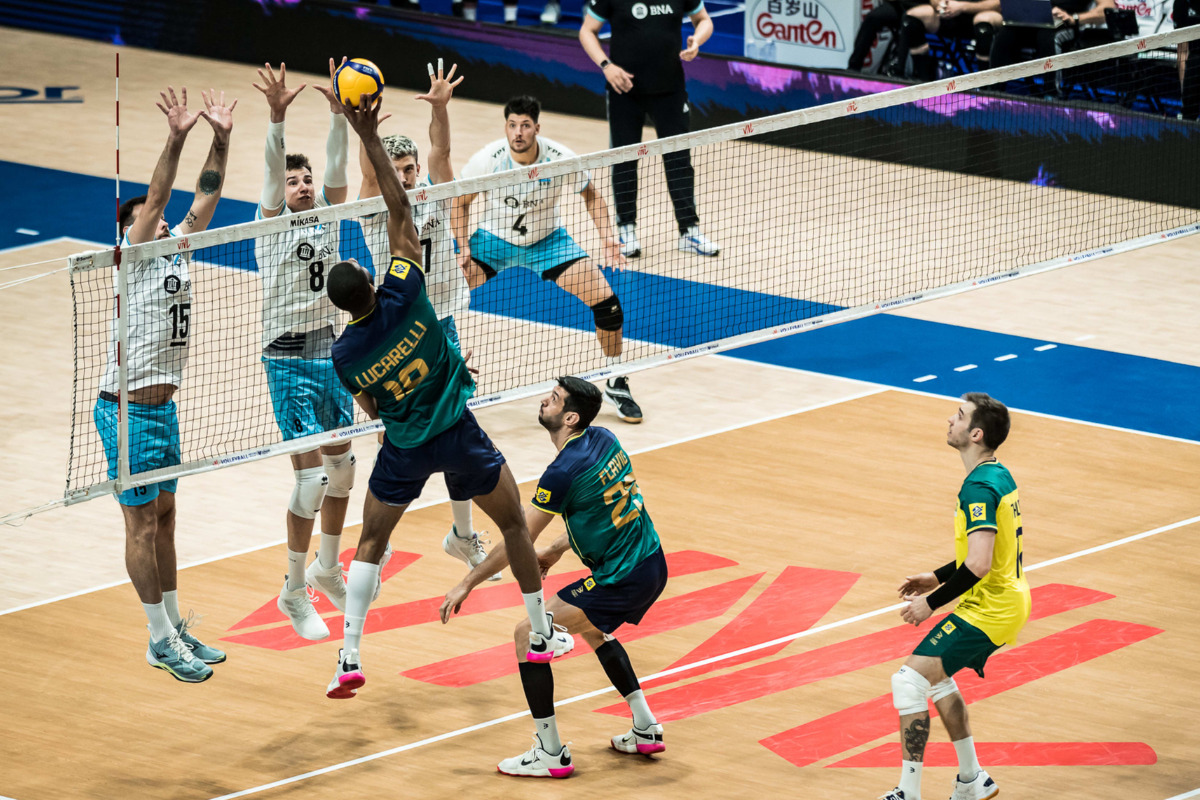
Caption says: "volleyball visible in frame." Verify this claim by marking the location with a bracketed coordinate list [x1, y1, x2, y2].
[334, 58, 384, 107]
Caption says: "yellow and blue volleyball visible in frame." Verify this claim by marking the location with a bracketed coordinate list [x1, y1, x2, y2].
[334, 58, 385, 107]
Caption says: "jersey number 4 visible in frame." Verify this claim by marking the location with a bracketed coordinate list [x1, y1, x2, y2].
[603, 472, 644, 529]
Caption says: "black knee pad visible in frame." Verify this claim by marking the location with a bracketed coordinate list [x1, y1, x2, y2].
[591, 294, 624, 332]
[973, 21, 996, 56]
[900, 15, 927, 49]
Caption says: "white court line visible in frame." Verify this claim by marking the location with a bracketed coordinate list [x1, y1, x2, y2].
[1034, 344, 1057, 352]
[994, 354, 1018, 362]
[913, 374, 937, 383]
[0, 387, 887, 617]
[954, 364, 977, 372]
[1165, 789, 1200, 800]
[206, 511, 1200, 800]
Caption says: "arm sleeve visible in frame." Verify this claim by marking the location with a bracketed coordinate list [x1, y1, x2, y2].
[531, 467, 572, 515]
[958, 481, 1000, 534]
[925, 563, 983, 610]
[261, 119, 286, 215]
[324, 113, 349, 190]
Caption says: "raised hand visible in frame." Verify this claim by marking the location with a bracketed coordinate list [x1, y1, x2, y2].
[415, 58, 464, 108]
[156, 86, 203, 137]
[340, 91, 384, 140]
[199, 89, 237, 142]
[252, 62, 306, 123]
[312, 56, 349, 114]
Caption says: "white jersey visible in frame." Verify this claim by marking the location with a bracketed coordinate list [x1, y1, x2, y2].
[253, 192, 342, 352]
[460, 137, 589, 246]
[361, 174, 469, 320]
[101, 226, 192, 393]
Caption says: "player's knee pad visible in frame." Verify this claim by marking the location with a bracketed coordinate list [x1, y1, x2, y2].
[322, 450, 356, 499]
[891, 666, 932, 715]
[591, 294, 624, 332]
[289, 466, 328, 519]
[928, 676, 959, 704]
[973, 21, 996, 55]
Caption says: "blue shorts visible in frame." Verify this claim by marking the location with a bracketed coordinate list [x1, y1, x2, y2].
[93, 395, 181, 506]
[439, 315, 461, 355]
[263, 356, 354, 441]
[468, 227, 589, 282]
[369, 407, 506, 506]
[558, 546, 668, 634]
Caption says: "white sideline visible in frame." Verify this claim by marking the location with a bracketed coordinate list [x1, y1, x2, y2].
[205, 512, 1200, 800]
[0, 385, 883, 617]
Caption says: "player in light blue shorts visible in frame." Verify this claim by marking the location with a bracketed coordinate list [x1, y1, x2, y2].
[94, 395, 182, 505]
[466, 226, 590, 282]
[262, 350, 354, 441]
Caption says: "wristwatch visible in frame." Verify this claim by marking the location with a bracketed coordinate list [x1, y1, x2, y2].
[599, 59, 611, 69]
[1072, 12, 1079, 25]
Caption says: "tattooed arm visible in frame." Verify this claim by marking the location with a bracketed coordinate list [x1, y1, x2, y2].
[180, 90, 237, 236]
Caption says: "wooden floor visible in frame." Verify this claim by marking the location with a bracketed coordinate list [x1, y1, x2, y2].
[1, 27, 1199, 800]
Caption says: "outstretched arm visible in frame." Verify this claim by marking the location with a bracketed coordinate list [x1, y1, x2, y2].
[439, 506, 556, 622]
[681, 8, 714, 61]
[127, 87, 202, 245]
[252, 62, 306, 219]
[416, 59, 464, 185]
[313, 57, 350, 205]
[179, 90, 236, 236]
[341, 96, 421, 264]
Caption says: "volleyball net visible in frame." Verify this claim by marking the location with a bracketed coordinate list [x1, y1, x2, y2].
[54, 26, 1200, 508]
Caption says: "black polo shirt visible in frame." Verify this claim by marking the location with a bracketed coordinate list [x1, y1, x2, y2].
[587, 0, 705, 94]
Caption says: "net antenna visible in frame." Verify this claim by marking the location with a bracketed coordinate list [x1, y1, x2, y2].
[3, 27, 1198, 524]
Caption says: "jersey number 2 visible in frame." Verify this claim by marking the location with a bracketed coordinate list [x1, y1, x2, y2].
[603, 473, 643, 529]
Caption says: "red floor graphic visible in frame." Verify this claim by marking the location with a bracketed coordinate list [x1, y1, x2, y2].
[646, 566, 860, 688]
[759, 619, 1162, 768]
[401, 574, 764, 687]
[221, 550, 737, 651]
[595, 584, 1112, 722]
[830, 742, 1157, 768]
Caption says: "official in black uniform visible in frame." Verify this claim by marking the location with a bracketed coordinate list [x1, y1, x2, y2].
[580, 0, 721, 258]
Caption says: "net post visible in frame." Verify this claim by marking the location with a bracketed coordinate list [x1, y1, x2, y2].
[115, 243, 130, 495]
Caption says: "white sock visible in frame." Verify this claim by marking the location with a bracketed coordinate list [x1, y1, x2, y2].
[162, 590, 181, 627]
[625, 689, 656, 729]
[533, 715, 562, 753]
[143, 602, 174, 641]
[286, 549, 306, 591]
[953, 736, 981, 783]
[503, 3, 517, 21]
[318, 533, 341, 569]
[605, 355, 622, 369]
[463, 4, 476, 19]
[899, 759, 922, 799]
[450, 500, 474, 538]
[522, 590, 551, 636]
[343, 560, 381, 652]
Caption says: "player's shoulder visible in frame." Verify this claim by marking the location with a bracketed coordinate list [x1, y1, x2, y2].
[480, 139, 511, 164]
[538, 137, 578, 161]
[960, 463, 1011, 498]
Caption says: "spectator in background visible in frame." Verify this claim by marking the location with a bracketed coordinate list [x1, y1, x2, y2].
[990, 0, 1116, 83]
[851, 0, 999, 79]
[1177, 0, 1200, 118]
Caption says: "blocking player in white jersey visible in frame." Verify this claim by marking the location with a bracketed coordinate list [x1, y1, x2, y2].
[95, 86, 235, 683]
[252, 60, 357, 641]
[453, 95, 644, 424]
[357, 60, 501, 582]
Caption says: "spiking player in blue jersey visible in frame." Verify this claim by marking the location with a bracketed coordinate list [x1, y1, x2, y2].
[321, 86, 570, 701]
[440, 377, 669, 778]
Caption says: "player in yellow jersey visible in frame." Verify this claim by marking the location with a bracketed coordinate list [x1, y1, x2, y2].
[880, 393, 1030, 800]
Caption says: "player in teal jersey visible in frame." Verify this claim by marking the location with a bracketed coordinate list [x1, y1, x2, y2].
[320, 87, 569, 702]
[881, 393, 1028, 800]
[440, 376, 670, 778]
